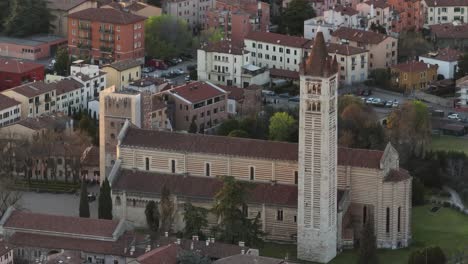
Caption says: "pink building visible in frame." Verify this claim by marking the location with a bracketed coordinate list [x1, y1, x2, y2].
[206, 0, 270, 45]
[388, 0, 424, 33]
[0, 35, 67, 61]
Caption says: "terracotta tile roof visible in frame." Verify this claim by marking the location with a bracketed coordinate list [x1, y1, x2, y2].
[121, 127, 386, 169]
[270, 68, 300, 79]
[245, 32, 313, 49]
[13, 115, 71, 131]
[168, 81, 227, 104]
[303, 32, 337, 77]
[112, 170, 298, 207]
[105, 1, 149, 12]
[68, 8, 146, 25]
[55, 78, 84, 96]
[214, 254, 287, 264]
[104, 59, 142, 71]
[0, 94, 20, 111]
[46, 251, 82, 264]
[421, 48, 463, 62]
[200, 40, 245, 55]
[8, 232, 143, 257]
[385, 168, 411, 182]
[327, 43, 367, 56]
[333, 5, 359, 16]
[0, 58, 44, 74]
[331, 27, 390, 44]
[218, 85, 245, 100]
[129, 77, 168, 87]
[429, 23, 468, 39]
[136, 244, 178, 264]
[363, 0, 390, 9]
[8, 81, 56, 98]
[0, 239, 12, 257]
[81, 146, 99, 167]
[4, 210, 119, 238]
[338, 147, 383, 169]
[391, 61, 437, 72]
[47, 0, 89, 11]
[424, 0, 468, 6]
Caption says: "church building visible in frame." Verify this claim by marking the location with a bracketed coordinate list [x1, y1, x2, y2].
[108, 32, 412, 263]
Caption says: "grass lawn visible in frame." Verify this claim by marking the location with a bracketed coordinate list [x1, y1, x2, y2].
[430, 135, 468, 154]
[260, 205, 468, 263]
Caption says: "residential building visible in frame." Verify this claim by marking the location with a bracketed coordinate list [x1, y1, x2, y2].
[46, 0, 97, 37]
[0, 94, 21, 127]
[99, 86, 142, 182]
[80, 145, 100, 182]
[429, 22, 468, 51]
[219, 84, 262, 116]
[54, 79, 85, 115]
[108, 33, 412, 263]
[330, 27, 398, 69]
[456, 75, 468, 110]
[143, 93, 172, 130]
[0, 59, 45, 91]
[205, 0, 270, 45]
[1, 82, 57, 119]
[197, 41, 270, 87]
[163, 81, 228, 132]
[67, 8, 146, 64]
[244, 32, 314, 72]
[388, 0, 424, 33]
[0, 115, 73, 141]
[356, 0, 392, 32]
[0, 239, 13, 264]
[0, 208, 145, 264]
[0, 35, 67, 61]
[102, 0, 162, 18]
[327, 43, 369, 85]
[419, 48, 463, 79]
[127, 77, 170, 93]
[102, 59, 142, 90]
[390, 61, 438, 93]
[162, 0, 215, 28]
[422, 0, 468, 26]
[304, 18, 336, 42]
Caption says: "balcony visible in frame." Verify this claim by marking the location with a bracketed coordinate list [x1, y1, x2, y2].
[99, 46, 114, 53]
[77, 43, 91, 50]
[100, 38, 114, 43]
[79, 24, 91, 31]
[99, 28, 114, 34]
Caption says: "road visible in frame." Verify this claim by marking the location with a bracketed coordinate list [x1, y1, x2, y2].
[17, 184, 99, 218]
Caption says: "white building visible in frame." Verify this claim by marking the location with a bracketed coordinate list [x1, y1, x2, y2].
[422, 0, 468, 26]
[69, 61, 107, 107]
[0, 239, 13, 264]
[419, 48, 462, 79]
[54, 79, 85, 116]
[197, 40, 270, 87]
[162, 0, 214, 28]
[457, 76, 468, 109]
[0, 94, 21, 127]
[304, 18, 336, 42]
[327, 43, 369, 85]
[356, 0, 392, 32]
[244, 31, 313, 72]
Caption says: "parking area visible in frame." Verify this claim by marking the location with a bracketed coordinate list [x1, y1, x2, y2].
[142, 59, 196, 86]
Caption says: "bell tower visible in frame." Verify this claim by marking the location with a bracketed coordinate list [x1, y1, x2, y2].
[297, 31, 339, 263]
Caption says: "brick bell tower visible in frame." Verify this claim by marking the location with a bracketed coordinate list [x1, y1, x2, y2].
[297, 31, 339, 263]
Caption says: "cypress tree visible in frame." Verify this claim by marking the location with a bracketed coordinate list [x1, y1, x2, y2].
[358, 221, 378, 264]
[79, 180, 90, 218]
[98, 178, 113, 220]
[145, 201, 160, 233]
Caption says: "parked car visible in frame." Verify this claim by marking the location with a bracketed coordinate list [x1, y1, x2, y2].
[289, 96, 300, 102]
[176, 68, 185, 75]
[184, 75, 190, 82]
[87, 193, 96, 202]
[371, 98, 382, 105]
[142, 67, 155, 73]
[361, 89, 372, 96]
[448, 113, 462, 121]
[392, 100, 399, 108]
[385, 100, 394, 107]
[365, 97, 374, 104]
[278, 92, 290, 98]
[146, 59, 168, 70]
[432, 109, 445, 117]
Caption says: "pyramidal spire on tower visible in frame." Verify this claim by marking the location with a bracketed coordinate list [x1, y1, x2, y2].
[302, 31, 337, 77]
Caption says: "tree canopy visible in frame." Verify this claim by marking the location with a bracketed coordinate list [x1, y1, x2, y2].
[160, 185, 174, 233]
[269, 112, 297, 141]
[2, 0, 55, 37]
[278, 0, 315, 36]
[358, 222, 378, 264]
[145, 201, 160, 233]
[183, 203, 209, 239]
[79, 181, 90, 218]
[54, 47, 70, 76]
[145, 15, 194, 59]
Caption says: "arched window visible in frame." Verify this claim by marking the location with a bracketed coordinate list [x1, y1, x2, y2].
[386, 207, 390, 233]
[145, 157, 150, 171]
[397, 207, 401, 232]
[363, 205, 367, 225]
[115, 196, 121, 206]
[249, 166, 255, 181]
[132, 199, 136, 207]
[205, 163, 211, 176]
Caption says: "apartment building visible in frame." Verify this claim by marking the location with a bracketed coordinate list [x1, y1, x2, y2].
[102, 59, 142, 90]
[388, 0, 424, 33]
[54, 79, 85, 115]
[0, 35, 67, 61]
[102, 0, 162, 18]
[163, 81, 228, 132]
[205, 0, 270, 45]
[197, 40, 270, 87]
[331, 27, 397, 69]
[2, 82, 57, 119]
[327, 43, 369, 85]
[422, 0, 468, 26]
[0, 59, 45, 91]
[244, 32, 313, 72]
[162, 0, 215, 28]
[390, 61, 438, 93]
[47, 0, 97, 37]
[68, 8, 146, 65]
[0, 94, 21, 127]
[356, 0, 392, 32]
[420, 48, 463, 79]
[429, 22, 468, 51]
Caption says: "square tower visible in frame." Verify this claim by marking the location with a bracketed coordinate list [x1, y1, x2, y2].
[297, 32, 339, 263]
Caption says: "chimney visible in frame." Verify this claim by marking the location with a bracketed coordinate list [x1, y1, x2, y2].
[192, 235, 199, 241]
[165, 232, 169, 237]
[241, 249, 245, 255]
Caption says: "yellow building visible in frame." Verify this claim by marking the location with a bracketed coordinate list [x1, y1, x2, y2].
[101, 59, 142, 91]
[391, 61, 438, 93]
